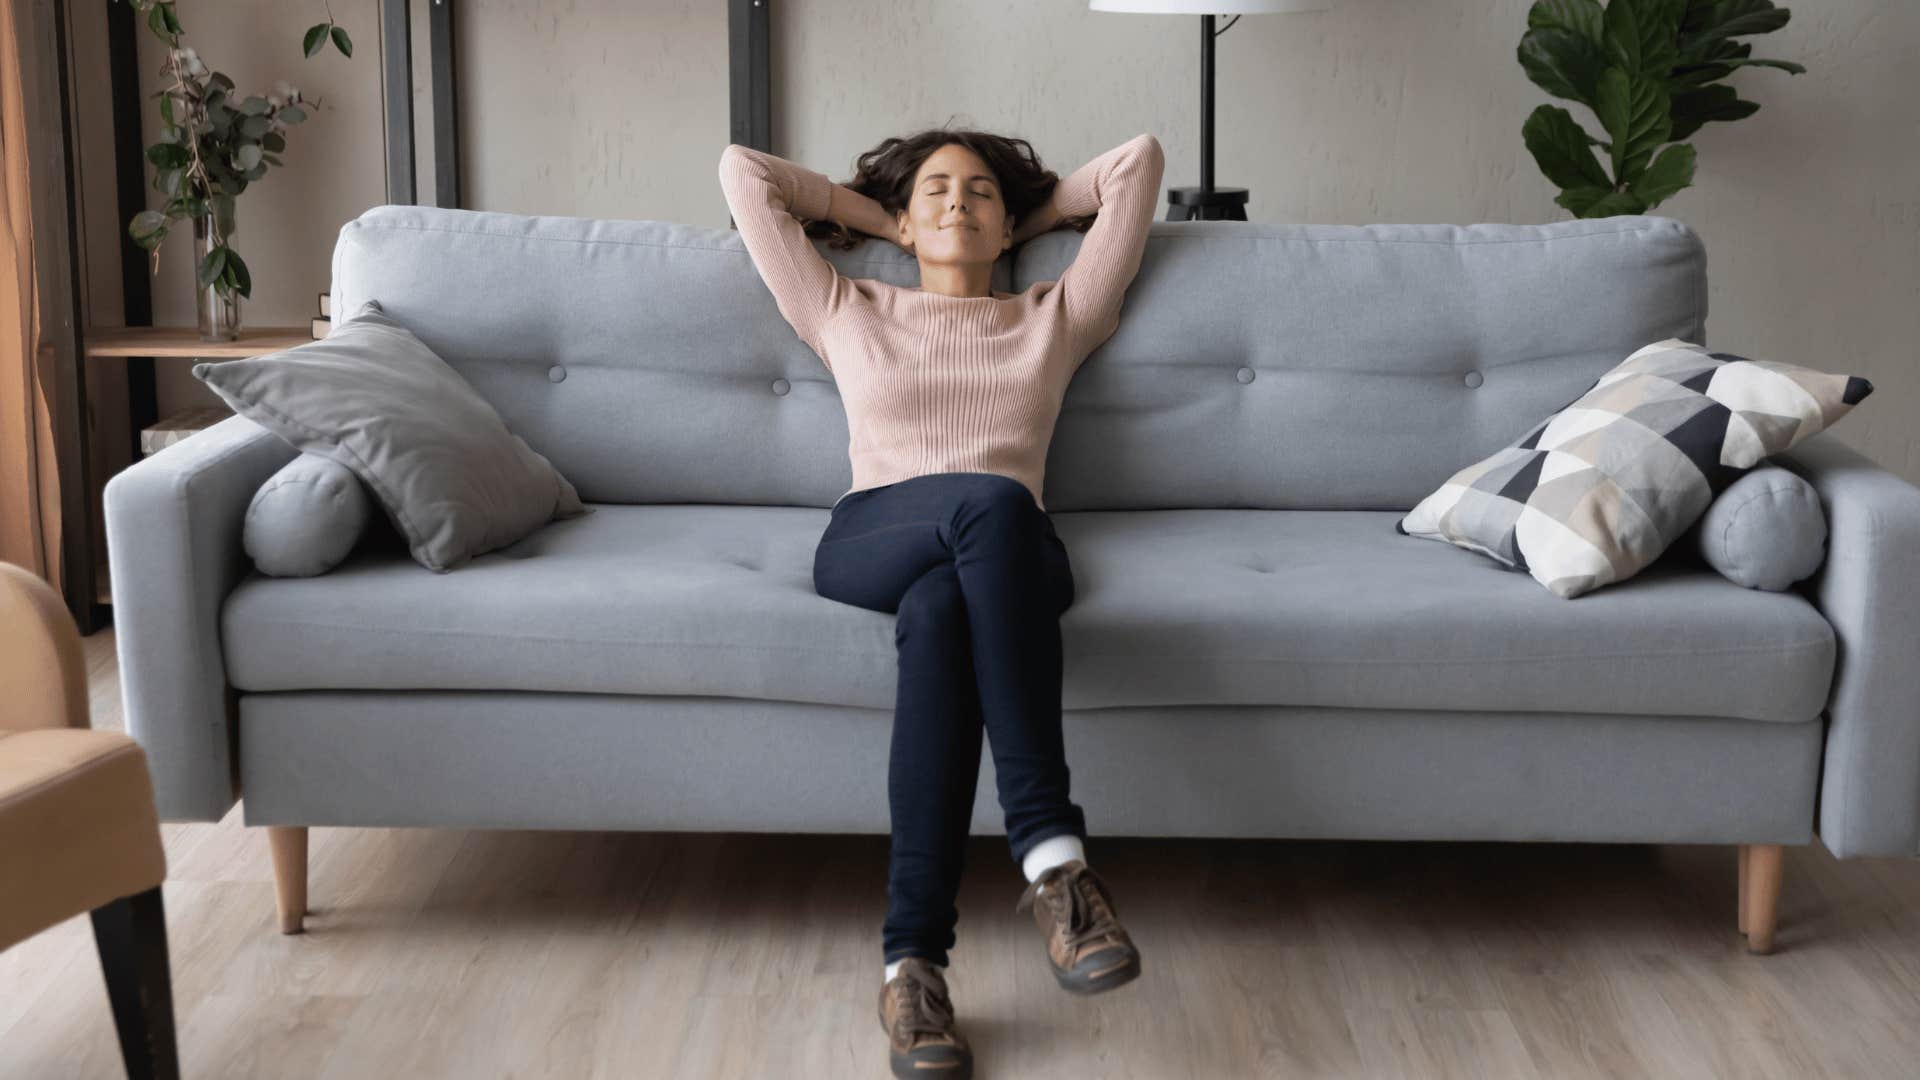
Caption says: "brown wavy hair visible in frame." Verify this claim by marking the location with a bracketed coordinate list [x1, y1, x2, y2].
[801, 121, 1096, 252]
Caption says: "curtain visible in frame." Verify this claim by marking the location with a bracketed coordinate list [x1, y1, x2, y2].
[0, 0, 66, 592]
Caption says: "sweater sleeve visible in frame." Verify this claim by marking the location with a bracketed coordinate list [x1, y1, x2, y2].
[1043, 133, 1166, 356]
[718, 143, 850, 369]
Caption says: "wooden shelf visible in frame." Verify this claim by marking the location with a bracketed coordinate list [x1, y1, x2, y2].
[84, 325, 314, 359]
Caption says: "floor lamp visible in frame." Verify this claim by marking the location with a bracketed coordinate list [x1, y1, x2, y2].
[1090, 0, 1344, 221]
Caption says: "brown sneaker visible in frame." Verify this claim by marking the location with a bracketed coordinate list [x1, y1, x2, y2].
[877, 957, 972, 1079]
[1014, 859, 1141, 994]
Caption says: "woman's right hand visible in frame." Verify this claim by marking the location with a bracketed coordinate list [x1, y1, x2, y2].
[1010, 198, 1064, 247]
[827, 183, 904, 250]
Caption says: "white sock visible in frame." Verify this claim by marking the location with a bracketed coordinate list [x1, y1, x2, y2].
[885, 957, 946, 982]
[1022, 833, 1086, 883]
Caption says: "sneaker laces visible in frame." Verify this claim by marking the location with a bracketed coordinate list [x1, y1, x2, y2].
[1015, 862, 1124, 957]
[889, 963, 957, 1041]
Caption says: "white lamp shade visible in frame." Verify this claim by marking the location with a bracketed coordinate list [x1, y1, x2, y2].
[1090, 0, 1340, 12]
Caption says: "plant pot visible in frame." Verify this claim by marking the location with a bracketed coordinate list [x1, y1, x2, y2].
[194, 208, 242, 342]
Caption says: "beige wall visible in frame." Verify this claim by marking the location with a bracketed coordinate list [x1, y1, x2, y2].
[81, 0, 1920, 482]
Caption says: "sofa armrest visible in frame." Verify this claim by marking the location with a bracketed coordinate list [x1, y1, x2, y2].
[1773, 431, 1920, 858]
[103, 413, 297, 822]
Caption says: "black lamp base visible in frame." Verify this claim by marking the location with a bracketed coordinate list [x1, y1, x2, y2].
[1165, 185, 1249, 222]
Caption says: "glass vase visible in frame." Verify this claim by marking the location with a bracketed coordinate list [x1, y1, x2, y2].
[194, 207, 242, 342]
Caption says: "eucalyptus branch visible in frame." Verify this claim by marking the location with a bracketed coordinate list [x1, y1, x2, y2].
[116, 0, 353, 303]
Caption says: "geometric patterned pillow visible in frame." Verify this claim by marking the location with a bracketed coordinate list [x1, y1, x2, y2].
[1395, 338, 1874, 598]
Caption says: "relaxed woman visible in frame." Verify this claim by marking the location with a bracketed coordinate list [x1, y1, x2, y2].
[718, 126, 1164, 1079]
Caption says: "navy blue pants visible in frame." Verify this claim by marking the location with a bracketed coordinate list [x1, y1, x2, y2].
[812, 471, 1088, 968]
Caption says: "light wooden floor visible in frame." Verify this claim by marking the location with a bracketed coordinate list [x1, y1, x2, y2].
[6, 630, 1920, 1079]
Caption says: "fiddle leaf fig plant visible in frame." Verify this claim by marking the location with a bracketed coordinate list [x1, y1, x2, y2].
[117, 1, 353, 302]
[1518, 0, 1804, 218]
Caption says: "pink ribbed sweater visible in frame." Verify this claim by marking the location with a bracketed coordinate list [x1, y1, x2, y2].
[718, 132, 1165, 511]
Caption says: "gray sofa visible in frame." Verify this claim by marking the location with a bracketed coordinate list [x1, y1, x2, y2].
[104, 204, 1920, 953]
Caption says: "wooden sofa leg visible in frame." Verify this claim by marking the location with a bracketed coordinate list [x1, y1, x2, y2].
[266, 826, 308, 934]
[1737, 843, 1750, 934]
[1739, 843, 1783, 954]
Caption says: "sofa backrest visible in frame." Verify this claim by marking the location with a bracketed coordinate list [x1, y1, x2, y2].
[328, 204, 1705, 511]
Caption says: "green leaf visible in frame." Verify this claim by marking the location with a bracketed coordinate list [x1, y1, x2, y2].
[1583, 190, 1650, 217]
[262, 132, 286, 153]
[159, 2, 180, 34]
[145, 141, 189, 168]
[1683, 56, 1804, 78]
[242, 162, 268, 182]
[1522, 105, 1613, 192]
[196, 245, 228, 288]
[1669, 62, 1734, 88]
[331, 25, 353, 57]
[1518, 27, 1610, 103]
[129, 221, 168, 251]
[1670, 83, 1760, 140]
[239, 95, 271, 116]
[209, 72, 235, 92]
[1603, 0, 1681, 77]
[225, 249, 252, 298]
[213, 193, 236, 236]
[278, 105, 307, 124]
[1553, 186, 1615, 216]
[238, 114, 271, 139]
[303, 24, 328, 58]
[1630, 142, 1697, 207]
[1593, 65, 1671, 183]
[129, 209, 168, 241]
[1683, 34, 1752, 66]
[147, 4, 167, 38]
[159, 93, 174, 125]
[1686, 0, 1789, 52]
[1527, 0, 1605, 41]
[235, 143, 263, 170]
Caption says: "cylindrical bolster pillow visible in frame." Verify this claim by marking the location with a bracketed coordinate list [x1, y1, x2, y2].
[1693, 464, 1828, 591]
[243, 451, 375, 577]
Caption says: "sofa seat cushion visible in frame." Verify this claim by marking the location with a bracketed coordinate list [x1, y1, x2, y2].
[221, 504, 1835, 724]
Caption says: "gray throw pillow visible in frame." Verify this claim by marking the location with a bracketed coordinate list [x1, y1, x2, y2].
[1397, 338, 1871, 597]
[194, 299, 591, 573]
[1687, 464, 1827, 591]
[244, 452, 375, 577]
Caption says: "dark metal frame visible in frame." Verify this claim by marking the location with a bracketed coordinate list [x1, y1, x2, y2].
[377, 0, 771, 208]
[380, 0, 415, 204]
[380, 0, 463, 207]
[35, 0, 102, 632]
[728, 0, 771, 151]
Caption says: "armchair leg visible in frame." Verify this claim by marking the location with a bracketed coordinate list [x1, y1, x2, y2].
[1738, 842, 1784, 954]
[267, 826, 308, 934]
[89, 884, 181, 1080]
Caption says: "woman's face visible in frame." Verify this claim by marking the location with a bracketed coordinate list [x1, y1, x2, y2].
[895, 142, 1014, 268]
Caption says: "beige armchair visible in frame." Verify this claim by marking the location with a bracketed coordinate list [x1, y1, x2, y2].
[0, 561, 179, 1079]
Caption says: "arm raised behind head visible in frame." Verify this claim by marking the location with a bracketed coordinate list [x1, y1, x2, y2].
[1029, 133, 1166, 354]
